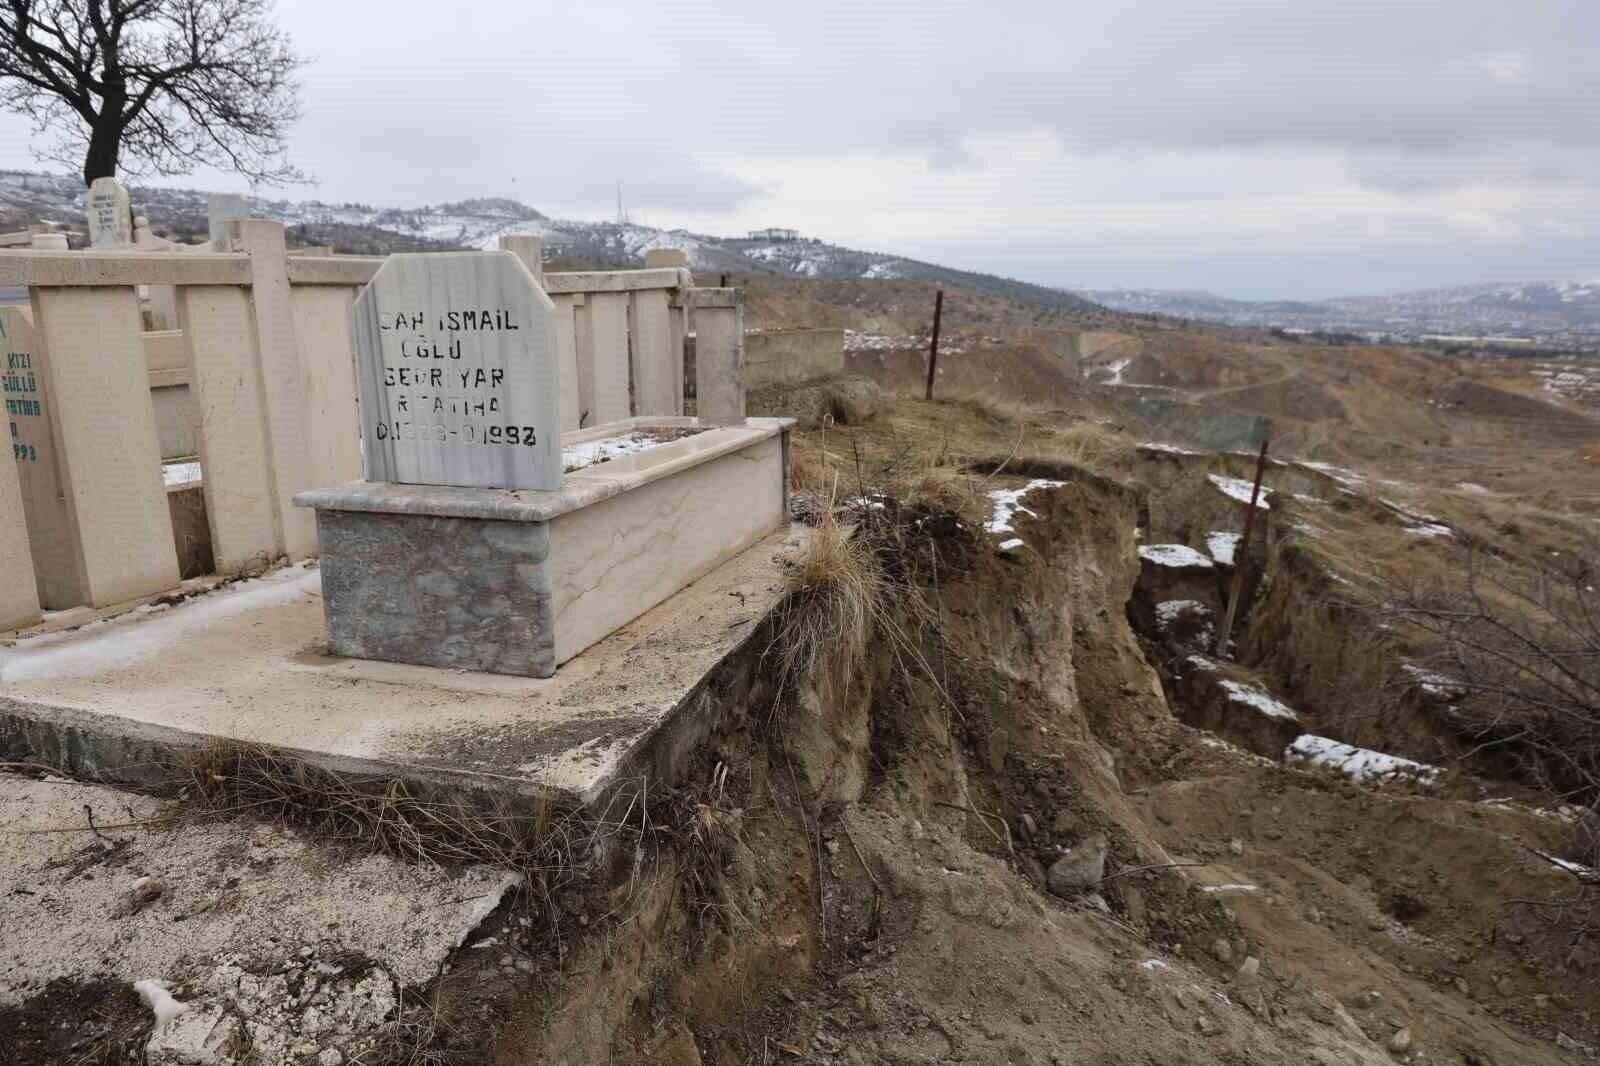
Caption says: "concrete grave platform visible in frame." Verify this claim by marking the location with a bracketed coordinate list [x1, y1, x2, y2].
[0, 524, 811, 808]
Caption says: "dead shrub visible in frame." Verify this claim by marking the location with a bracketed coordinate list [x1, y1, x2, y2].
[1383, 547, 1600, 841]
[1044, 420, 1135, 479]
[770, 502, 885, 700]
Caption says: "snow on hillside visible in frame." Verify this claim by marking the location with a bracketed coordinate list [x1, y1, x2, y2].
[0, 169, 1103, 316]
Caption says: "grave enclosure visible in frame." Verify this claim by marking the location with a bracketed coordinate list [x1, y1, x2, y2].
[0, 196, 786, 680]
[298, 251, 789, 677]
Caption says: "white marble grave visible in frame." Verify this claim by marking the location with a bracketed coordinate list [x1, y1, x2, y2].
[207, 193, 248, 247]
[352, 252, 561, 491]
[85, 177, 132, 247]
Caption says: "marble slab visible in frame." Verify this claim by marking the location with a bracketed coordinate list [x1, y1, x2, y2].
[86, 177, 132, 247]
[352, 251, 561, 490]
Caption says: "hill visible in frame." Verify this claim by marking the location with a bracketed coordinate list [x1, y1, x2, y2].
[0, 168, 1099, 316]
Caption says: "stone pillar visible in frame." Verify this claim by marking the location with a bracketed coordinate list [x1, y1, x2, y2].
[228, 219, 317, 558]
[0, 425, 42, 630]
[498, 234, 544, 289]
[691, 289, 746, 426]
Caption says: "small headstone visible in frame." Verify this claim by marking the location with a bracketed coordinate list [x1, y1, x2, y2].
[85, 177, 132, 247]
[207, 193, 248, 247]
[353, 252, 561, 490]
[644, 248, 689, 268]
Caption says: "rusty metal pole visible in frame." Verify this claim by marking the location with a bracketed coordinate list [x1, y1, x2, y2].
[924, 289, 944, 401]
[1214, 436, 1271, 657]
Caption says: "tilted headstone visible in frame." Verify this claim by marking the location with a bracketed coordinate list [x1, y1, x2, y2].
[352, 252, 561, 491]
[644, 248, 689, 268]
[207, 193, 249, 247]
[1, 306, 78, 607]
[85, 177, 132, 247]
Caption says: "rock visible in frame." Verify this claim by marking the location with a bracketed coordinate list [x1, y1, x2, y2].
[318, 1049, 344, 1066]
[1235, 956, 1261, 984]
[1310, 989, 1370, 1045]
[145, 1004, 242, 1065]
[1019, 813, 1037, 840]
[1211, 938, 1234, 964]
[114, 876, 164, 917]
[1195, 1014, 1222, 1036]
[1387, 1027, 1412, 1053]
[1046, 834, 1109, 897]
[1453, 977, 1470, 996]
[135, 979, 188, 1030]
[1228, 838, 1244, 856]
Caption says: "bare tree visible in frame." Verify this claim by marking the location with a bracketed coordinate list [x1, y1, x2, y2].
[1387, 546, 1600, 857]
[0, 0, 304, 186]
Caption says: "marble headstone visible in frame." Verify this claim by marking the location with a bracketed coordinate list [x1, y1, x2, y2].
[352, 251, 561, 491]
[207, 193, 249, 247]
[85, 177, 132, 247]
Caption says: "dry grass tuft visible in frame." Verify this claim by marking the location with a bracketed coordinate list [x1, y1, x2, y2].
[1043, 420, 1136, 478]
[771, 502, 885, 697]
[180, 742, 560, 869]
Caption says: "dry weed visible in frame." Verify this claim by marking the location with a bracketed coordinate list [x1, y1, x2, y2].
[1043, 420, 1136, 478]
[770, 501, 884, 698]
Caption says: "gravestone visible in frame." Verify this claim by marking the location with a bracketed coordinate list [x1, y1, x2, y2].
[207, 193, 249, 247]
[85, 177, 132, 247]
[644, 248, 689, 268]
[1, 306, 78, 607]
[353, 251, 561, 491]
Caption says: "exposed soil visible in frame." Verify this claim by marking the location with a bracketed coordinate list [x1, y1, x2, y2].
[0, 978, 148, 1064]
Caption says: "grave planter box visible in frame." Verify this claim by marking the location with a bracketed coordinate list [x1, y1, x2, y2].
[294, 416, 792, 677]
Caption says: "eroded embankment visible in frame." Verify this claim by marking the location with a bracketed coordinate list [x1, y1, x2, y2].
[483, 466, 1594, 1066]
[10, 461, 1597, 1065]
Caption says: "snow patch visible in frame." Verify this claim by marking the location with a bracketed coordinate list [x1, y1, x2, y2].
[1205, 531, 1240, 566]
[162, 460, 202, 488]
[1138, 543, 1214, 570]
[1287, 735, 1439, 785]
[1137, 441, 1201, 457]
[1219, 680, 1299, 722]
[1199, 884, 1259, 894]
[0, 564, 319, 682]
[562, 431, 669, 471]
[1156, 599, 1209, 625]
[1207, 474, 1271, 510]
[986, 479, 1068, 548]
[1402, 664, 1464, 698]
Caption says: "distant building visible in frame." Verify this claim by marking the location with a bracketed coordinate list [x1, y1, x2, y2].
[748, 227, 799, 242]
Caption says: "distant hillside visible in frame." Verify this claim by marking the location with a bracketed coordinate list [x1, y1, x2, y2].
[0, 169, 1099, 316]
[1083, 282, 1600, 350]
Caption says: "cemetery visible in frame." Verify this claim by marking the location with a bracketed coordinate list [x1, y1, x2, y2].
[0, 185, 802, 808]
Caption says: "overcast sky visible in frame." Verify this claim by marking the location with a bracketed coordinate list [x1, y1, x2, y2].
[5, 0, 1598, 299]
